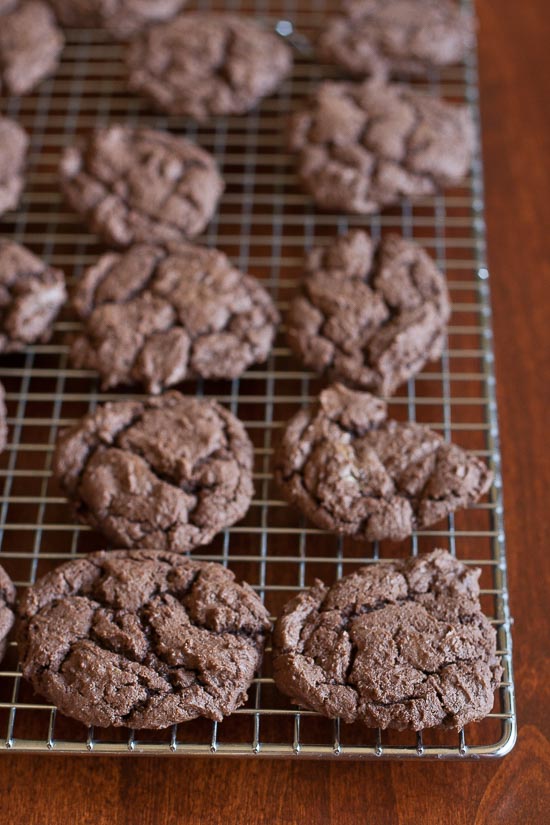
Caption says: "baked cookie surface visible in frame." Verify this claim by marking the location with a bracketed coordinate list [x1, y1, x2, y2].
[126, 12, 293, 120]
[275, 383, 493, 542]
[0, 0, 63, 95]
[0, 240, 67, 352]
[318, 0, 475, 79]
[273, 549, 502, 730]
[60, 125, 224, 247]
[0, 563, 16, 662]
[286, 230, 450, 395]
[0, 117, 28, 217]
[288, 80, 475, 214]
[17, 549, 271, 728]
[47, 0, 186, 39]
[69, 241, 279, 392]
[53, 391, 254, 552]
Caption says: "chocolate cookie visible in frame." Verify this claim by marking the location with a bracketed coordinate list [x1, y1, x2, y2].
[0, 116, 28, 217]
[59, 125, 224, 248]
[273, 549, 502, 730]
[275, 383, 493, 542]
[126, 12, 293, 121]
[288, 80, 475, 214]
[287, 230, 450, 395]
[0, 240, 67, 352]
[318, 0, 475, 79]
[0, 563, 16, 662]
[47, 0, 186, 40]
[53, 391, 254, 552]
[0, 0, 63, 96]
[17, 549, 271, 728]
[69, 241, 279, 392]
[0, 381, 7, 456]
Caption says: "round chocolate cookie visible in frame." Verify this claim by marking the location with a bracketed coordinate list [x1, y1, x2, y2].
[0, 117, 28, 217]
[287, 230, 450, 395]
[59, 125, 224, 248]
[0, 0, 64, 96]
[53, 391, 254, 552]
[318, 0, 475, 79]
[275, 383, 493, 542]
[69, 241, 279, 392]
[17, 550, 271, 728]
[126, 12, 293, 121]
[288, 80, 475, 214]
[47, 0, 186, 40]
[0, 240, 67, 352]
[0, 563, 16, 662]
[273, 549, 502, 730]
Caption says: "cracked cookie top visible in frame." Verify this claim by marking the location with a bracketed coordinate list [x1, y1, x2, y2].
[0, 116, 28, 217]
[0, 240, 67, 352]
[47, 0, 187, 40]
[286, 230, 450, 396]
[59, 125, 224, 248]
[17, 549, 271, 728]
[0, 563, 16, 662]
[318, 0, 475, 79]
[125, 12, 293, 121]
[288, 80, 475, 214]
[273, 549, 502, 730]
[274, 383, 493, 542]
[69, 241, 279, 392]
[53, 391, 254, 552]
[0, 0, 64, 95]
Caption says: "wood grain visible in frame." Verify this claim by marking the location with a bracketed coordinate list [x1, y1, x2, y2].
[1, 0, 549, 822]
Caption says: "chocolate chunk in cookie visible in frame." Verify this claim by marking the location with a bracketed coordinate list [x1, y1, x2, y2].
[273, 549, 502, 730]
[275, 383, 493, 542]
[53, 391, 254, 552]
[69, 241, 279, 392]
[0, 117, 28, 217]
[47, 0, 186, 40]
[59, 125, 224, 247]
[288, 80, 475, 214]
[318, 0, 475, 79]
[287, 230, 450, 395]
[0, 563, 16, 662]
[0, 1, 63, 96]
[17, 549, 271, 728]
[0, 240, 67, 352]
[126, 12, 293, 121]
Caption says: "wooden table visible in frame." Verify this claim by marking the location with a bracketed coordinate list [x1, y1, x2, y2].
[2, 1, 550, 822]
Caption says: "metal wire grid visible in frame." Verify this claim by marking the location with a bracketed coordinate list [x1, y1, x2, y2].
[0, 0, 516, 758]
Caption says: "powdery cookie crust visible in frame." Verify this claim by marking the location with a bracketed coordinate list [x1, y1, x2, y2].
[53, 391, 254, 552]
[0, 240, 67, 352]
[126, 12, 293, 121]
[0, 0, 64, 95]
[17, 550, 271, 728]
[69, 241, 279, 392]
[287, 230, 450, 396]
[273, 549, 502, 730]
[47, 0, 187, 40]
[275, 383, 493, 543]
[0, 563, 16, 662]
[318, 0, 475, 79]
[59, 125, 224, 248]
[288, 80, 475, 214]
[0, 116, 28, 216]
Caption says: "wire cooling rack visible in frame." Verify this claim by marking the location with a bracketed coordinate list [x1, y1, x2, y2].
[0, 0, 516, 758]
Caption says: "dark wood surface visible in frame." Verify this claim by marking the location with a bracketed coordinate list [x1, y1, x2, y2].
[2, 1, 550, 822]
